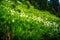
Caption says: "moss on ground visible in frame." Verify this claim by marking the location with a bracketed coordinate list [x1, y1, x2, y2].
[0, 0, 60, 40]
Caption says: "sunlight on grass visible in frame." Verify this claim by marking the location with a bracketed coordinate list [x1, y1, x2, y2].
[0, 1, 60, 40]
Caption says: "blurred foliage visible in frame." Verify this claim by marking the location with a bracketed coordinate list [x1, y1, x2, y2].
[0, 0, 60, 40]
[18, 0, 60, 17]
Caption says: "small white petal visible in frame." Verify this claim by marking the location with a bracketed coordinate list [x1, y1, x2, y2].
[12, 19, 15, 22]
[25, 15, 28, 18]
[11, 13, 14, 15]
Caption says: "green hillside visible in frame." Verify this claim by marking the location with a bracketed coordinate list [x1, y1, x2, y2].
[0, 0, 60, 40]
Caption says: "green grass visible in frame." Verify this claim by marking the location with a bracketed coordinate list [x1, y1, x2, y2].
[0, 0, 60, 40]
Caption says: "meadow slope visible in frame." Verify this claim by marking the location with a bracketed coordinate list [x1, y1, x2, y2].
[0, 1, 60, 40]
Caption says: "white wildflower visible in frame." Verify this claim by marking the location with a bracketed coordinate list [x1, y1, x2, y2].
[44, 21, 47, 25]
[44, 21, 51, 26]
[37, 17, 41, 22]
[53, 22, 57, 26]
[20, 14, 23, 17]
[11, 10, 15, 13]
[41, 19, 44, 22]
[11, 13, 14, 15]
[56, 24, 58, 27]
[12, 19, 15, 22]
[17, 1, 22, 4]
[25, 15, 28, 18]
[46, 23, 49, 26]
[5, 0, 10, 2]
[37, 17, 42, 22]
[32, 16, 35, 19]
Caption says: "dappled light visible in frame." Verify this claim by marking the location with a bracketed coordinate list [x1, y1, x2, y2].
[59, 0, 60, 4]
